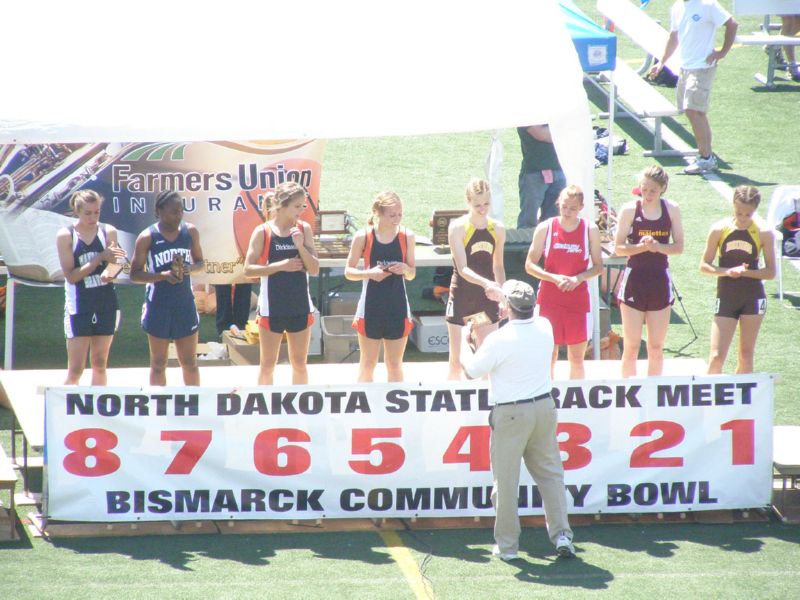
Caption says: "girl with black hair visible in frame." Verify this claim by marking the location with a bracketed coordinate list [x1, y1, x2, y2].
[130, 190, 205, 385]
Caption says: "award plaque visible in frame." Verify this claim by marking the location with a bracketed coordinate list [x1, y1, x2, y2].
[431, 209, 467, 247]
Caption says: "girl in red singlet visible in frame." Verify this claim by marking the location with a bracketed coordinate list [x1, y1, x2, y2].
[614, 166, 684, 378]
[526, 185, 602, 379]
[700, 185, 775, 374]
[345, 192, 416, 383]
[445, 178, 506, 380]
[243, 181, 319, 385]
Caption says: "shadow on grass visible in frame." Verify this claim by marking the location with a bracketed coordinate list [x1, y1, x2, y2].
[750, 84, 800, 93]
[50, 530, 395, 572]
[396, 527, 613, 591]
[774, 291, 800, 309]
[716, 173, 778, 188]
[574, 520, 800, 557]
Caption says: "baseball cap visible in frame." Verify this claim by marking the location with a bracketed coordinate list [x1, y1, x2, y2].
[502, 279, 535, 312]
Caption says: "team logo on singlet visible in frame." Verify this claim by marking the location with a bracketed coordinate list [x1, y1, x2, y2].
[724, 240, 753, 254]
[274, 243, 296, 251]
[153, 248, 192, 268]
[552, 242, 582, 254]
[470, 241, 494, 255]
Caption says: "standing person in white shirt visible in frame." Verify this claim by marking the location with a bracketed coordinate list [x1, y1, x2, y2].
[460, 279, 575, 561]
[651, 0, 737, 175]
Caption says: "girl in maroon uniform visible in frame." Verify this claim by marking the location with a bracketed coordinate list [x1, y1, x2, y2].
[614, 166, 684, 378]
[345, 192, 416, 382]
[526, 185, 602, 379]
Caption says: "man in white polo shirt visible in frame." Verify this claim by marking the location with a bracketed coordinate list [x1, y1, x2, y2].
[460, 279, 574, 561]
[652, 0, 738, 175]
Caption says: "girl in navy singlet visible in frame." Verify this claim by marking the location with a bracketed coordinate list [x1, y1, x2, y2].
[244, 181, 319, 385]
[56, 190, 127, 385]
[613, 166, 684, 378]
[130, 190, 205, 386]
[446, 178, 506, 380]
[526, 185, 603, 380]
[700, 185, 775, 374]
[345, 192, 416, 383]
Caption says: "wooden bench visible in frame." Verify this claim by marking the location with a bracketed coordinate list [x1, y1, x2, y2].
[0, 445, 19, 540]
[589, 60, 685, 157]
[736, 33, 800, 88]
[595, 0, 693, 157]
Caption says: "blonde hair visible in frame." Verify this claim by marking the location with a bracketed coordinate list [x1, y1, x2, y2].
[368, 191, 401, 226]
[638, 165, 669, 190]
[265, 181, 306, 217]
[732, 185, 761, 208]
[558, 184, 584, 206]
[465, 178, 490, 203]
[70, 189, 103, 214]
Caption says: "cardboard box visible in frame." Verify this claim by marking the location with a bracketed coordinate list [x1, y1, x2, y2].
[223, 310, 321, 365]
[222, 331, 261, 366]
[167, 342, 231, 367]
[321, 315, 360, 363]
[327, 291, 360, 316]
[410, 313, 449, 353]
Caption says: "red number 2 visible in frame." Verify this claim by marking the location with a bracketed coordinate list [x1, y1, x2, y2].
[629, 421, 684, 468]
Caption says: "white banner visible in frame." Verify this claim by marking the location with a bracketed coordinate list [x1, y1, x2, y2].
[44, 374, 774, 522]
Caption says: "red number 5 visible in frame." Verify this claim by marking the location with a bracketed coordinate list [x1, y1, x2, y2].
[349, 428, 405, 475]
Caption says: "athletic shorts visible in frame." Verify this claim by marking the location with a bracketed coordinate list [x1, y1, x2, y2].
[677, 66, 716, 113]
[445, 288, 501, 326]
[715, 295, 766, 320]
[617, 267, 674, 312]
[64, 310, 120, 339]
[535, 304, 592, 346]
[353, 316, 413, 341]
[257, 313, 313, 334]
[141, 301, 199, 340]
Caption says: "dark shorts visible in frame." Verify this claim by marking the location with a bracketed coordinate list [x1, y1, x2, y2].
[257, 313, 313, 334]
[353, 317, 413, 341]
[141, 301, 199, 340]
[617, 268, 674, 312]
[715, 295, 766, 319]
[64, 310, 120, 339]
[445, 286, 501, 326]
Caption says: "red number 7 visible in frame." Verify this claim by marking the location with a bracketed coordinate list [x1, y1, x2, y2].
[161, 430, 212, 475]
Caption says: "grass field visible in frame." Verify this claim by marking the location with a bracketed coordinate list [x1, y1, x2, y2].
[2, 1, 800, 598]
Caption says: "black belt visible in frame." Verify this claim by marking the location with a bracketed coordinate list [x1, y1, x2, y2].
[501, 392, 551, 406]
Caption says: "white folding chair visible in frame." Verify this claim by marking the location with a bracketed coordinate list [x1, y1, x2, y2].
[765, 185, 800, 302]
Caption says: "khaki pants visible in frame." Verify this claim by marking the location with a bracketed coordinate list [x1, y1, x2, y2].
[490, 399, 572, 555]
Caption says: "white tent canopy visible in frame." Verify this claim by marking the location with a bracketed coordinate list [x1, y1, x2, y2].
[2, 0, 594, 194]
[2, 0, 600, 366]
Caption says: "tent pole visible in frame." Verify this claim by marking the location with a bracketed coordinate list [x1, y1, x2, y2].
[607, 69, 616, 208]
[4, 279, 14, 369]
